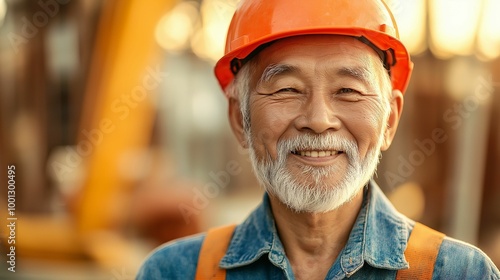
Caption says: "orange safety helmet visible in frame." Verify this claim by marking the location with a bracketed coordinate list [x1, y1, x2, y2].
[214, 0, 413, 95]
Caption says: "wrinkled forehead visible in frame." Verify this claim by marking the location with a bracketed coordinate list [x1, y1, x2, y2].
[259, 35, 383, 65]
[249, 35, 387, 86]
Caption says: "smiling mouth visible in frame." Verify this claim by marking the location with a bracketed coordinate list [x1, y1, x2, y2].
[290, 150, 344, 158]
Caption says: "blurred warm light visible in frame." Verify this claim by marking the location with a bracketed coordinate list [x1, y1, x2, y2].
[388, 0, 427, 55]
[388, 182, 425, 221]
[444, 57, 490, 101]
[477, 0, 500, 60]
[191, 90, 222, 133]
[155, 1, 199, 52]
[0, 0, 6, 28]
[156, 0, 500, 62]
[429, 0, 483, 59]
[191, 0, 238, 62]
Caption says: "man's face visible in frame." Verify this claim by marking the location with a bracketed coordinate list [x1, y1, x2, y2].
[229, 35, 402, 213]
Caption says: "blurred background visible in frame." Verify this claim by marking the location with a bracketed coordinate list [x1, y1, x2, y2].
[0, 0, 499, 278]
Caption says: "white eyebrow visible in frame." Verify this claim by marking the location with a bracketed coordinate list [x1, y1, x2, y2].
[336, 66, 377, 89]
[259, 63, 299, 84]
[259, 63, 378, 90]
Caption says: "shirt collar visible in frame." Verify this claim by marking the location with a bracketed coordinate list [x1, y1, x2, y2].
[220, 180, 410, 274]
[340, 180, 410, 277]
[220, 194, 277, 268]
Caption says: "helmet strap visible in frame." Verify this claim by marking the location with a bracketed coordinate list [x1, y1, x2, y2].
[230, 37, 396, 77]
[357, 36, 396, 76]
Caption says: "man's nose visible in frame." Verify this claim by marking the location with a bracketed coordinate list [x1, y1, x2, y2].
[294, 92, 341, 134]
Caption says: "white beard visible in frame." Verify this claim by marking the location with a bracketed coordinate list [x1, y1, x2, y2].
[247, 133, 383, 213]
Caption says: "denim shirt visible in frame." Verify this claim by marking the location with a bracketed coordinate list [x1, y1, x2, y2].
[137, 181, 500, 279]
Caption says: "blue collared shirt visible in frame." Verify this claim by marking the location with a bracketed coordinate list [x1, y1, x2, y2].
[137, 181, 500, 279]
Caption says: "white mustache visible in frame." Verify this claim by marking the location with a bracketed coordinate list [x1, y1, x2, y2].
[276, 134, 359, 162]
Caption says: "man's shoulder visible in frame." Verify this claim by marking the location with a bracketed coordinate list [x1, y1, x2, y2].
[434, 236, 500, 279]
[136, 233, 206, 279]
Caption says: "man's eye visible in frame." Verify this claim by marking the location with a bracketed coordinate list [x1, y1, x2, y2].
[276, 87, 299, 93]
[339, 88, 356, 94]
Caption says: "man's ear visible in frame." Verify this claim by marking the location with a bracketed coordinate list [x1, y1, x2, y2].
[228, 97, 248, 148]
[381, 89, 404, 151]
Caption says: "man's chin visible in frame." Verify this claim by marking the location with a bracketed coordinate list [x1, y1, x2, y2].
[290, 171, 348, 190]
[265, 179, 362, 213]
[276, 195, 354, 214]
[295, 177, 346, 190]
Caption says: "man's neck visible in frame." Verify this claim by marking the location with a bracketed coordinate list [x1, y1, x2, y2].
[269, 189, 364, 280]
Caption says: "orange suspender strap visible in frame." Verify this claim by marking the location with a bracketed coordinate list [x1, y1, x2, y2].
[396, 222, 446, 280]
[195, 222, 445, 280]
[195, 224, 236, 280]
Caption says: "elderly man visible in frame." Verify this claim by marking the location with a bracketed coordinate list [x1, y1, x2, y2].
[138, 0, 500, 279]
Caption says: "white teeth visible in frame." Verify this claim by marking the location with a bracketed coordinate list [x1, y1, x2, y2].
[295, 150, 339, 158]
